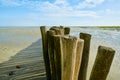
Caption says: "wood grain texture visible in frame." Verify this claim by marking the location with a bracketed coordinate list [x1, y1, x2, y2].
[73, 39, 84, 80]
[40, 26, 51, 80]
[54, 35, 62, 80]
[78, 33, 91, 80]
[89, 46, 115, 80]
[61, 36, 78, 80]
[50, 27, 64, 35]
[47, 30, 56, 80]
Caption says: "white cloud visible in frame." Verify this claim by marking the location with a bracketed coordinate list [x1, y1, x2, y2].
[30, 0, 100, 17]
[46, 10, 100, 18]
[76, 1, 95, 9]
[0, 0, 21, 6]
[1, 0, 120, 26]
[105, 9, 111, 13]
[0, 0, 101, 19]
[76, 0, 105, 9]
[85, 0, 104, 4]
[97, 8, 120, 14]
[54, 0, 67, 5]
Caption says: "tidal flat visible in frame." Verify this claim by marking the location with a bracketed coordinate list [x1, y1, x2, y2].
[0, 26, 120, 80]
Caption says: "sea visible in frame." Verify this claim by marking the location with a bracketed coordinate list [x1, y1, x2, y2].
[70, 27, 120, 80]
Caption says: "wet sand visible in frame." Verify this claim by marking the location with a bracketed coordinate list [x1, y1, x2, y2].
[0, 39, 46, 80]
[0, 27, 120, 80]
[0, 27, 46, 80]
[0, 27, 41, 63]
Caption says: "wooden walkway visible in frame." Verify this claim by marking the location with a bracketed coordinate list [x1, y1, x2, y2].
[0, 39, 46, 80]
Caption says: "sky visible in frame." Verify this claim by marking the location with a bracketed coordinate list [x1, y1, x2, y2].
[0, 0, 120, 26]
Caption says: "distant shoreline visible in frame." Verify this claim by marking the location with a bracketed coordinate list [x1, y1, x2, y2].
[73, 26, 120, 28]
[0, 26, 120, 28]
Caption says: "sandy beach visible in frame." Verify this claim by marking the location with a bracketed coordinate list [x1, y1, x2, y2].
[0, 27, 47, 80]
[0, 27, 41, 63]
[0, 27, 120, 80]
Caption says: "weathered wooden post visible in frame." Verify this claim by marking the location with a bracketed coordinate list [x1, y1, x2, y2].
[78, 33, 91, 80]
[50, 27, 64, 35]
[64, 27, 70, 35]
[61, 36, 84, 80]
[47, 26, 66, 80]
[73, 39, 84, 80]
[47, 30, 56, 80]
[89, 46, 115, 80]
[41, 26, 84, 80]
[61, 36, 78, 80]
[40, 26, 51, 80]
[53, 35, 62, 80]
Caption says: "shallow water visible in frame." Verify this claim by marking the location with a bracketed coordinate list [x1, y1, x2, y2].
[0, 27, 120, 80]
[71, 27, 120, 80]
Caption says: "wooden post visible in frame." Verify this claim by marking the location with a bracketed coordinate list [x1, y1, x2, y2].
[53, 35, 62, 80]
[40, 26, 51, 80]
[50, 27, 64, 35]
[78, 33, 91, 80]
[73, 39, 84, 80]
[60, 25, 64, 29]
[53, 35, 84, 80]
[89, 46, 115, 80]
[47, 27, 64, 80]
[40, 26, 85, 80]
[61, 36, 78, 80]
[47, 30, 56, 80]
[64, 27, 70, 35]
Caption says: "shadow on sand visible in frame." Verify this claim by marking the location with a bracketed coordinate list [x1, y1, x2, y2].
[0, 39, 46, 80]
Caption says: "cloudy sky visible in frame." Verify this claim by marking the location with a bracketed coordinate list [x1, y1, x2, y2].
[0, 0, 120, 26]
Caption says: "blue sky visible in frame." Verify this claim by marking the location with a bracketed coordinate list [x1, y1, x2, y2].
[0, 0, 120, 26]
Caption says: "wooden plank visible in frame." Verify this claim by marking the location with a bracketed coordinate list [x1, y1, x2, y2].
[89, 46, 115, 80]
[78, 33, 91, 80]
